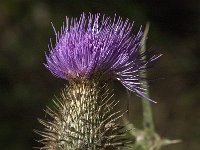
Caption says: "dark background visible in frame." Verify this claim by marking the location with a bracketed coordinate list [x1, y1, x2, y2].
[0, 0, 199, 149]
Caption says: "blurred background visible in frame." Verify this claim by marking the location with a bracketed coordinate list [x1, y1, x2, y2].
[0, 0, 199, 149]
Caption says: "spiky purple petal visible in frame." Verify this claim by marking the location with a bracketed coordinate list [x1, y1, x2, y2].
[45, 13, 160, 102]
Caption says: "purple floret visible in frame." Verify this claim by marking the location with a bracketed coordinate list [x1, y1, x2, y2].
[45, 13, 160, 103]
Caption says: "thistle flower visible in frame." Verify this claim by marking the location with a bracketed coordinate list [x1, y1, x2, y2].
[38, 13, 160, 150]
[45, 13, 160, 103]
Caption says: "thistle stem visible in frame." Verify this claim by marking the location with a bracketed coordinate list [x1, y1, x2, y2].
[140, 22, 155, 132]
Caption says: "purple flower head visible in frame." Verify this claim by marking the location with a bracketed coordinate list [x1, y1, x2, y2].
[45, 13, 160, 103]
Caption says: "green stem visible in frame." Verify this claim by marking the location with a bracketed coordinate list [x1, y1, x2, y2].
[140, 22, 155, 132]
[131, 23, 181, 150]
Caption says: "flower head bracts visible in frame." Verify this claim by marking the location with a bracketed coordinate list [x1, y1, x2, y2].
[45, 13, 160, 103]
[36, 80, 132, 149]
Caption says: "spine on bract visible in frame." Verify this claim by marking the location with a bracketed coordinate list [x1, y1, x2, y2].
[37, 79, 131, 150]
